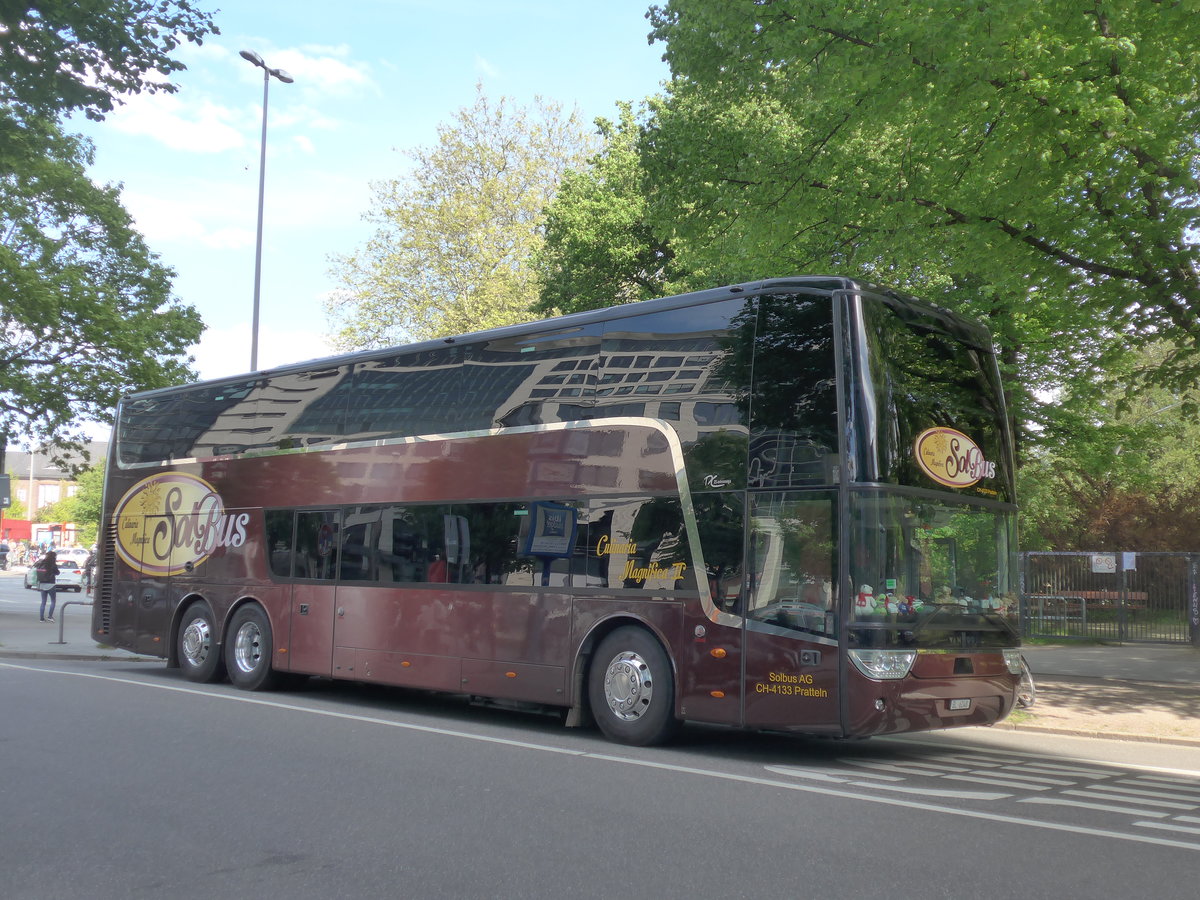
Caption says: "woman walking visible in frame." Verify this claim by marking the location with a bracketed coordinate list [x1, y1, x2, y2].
[36, 549, 59, 622]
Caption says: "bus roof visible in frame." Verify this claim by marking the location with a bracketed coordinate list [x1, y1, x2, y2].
[125, 275, 954, 403]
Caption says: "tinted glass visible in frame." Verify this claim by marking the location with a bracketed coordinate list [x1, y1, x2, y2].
[346, 347, 464, 437]
[600, 298, 754, 492]
[294, 510, 340, 581]
[579, 497, 694, 591]
[265, 510, 294, 577]
[692, 491, 745, 612]
[478, 324, 602, 428]
[746, 493, 836, 637]
[847, 493, 1018, 649]
[117, 365, 356, 465]
[747, 293, 838, 488]
[849, 293, 1012, 501]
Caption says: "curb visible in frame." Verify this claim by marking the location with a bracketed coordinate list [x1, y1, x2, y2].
[0, 650, 157, 663]
[995, 720, 1200, 747]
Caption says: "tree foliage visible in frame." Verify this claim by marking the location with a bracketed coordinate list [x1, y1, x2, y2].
[638, 1, 1200, 385]
[0, 1, 215, 452]
[534, 104, 684, 315]
[0, 0, 218, 124]
[1, 116, 204, 450]
[1020, 345, 1200, 551]
[327, 88, 595, 348]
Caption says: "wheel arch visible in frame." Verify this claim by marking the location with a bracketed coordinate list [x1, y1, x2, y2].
[566, 613, 680, 728]
[167, 592, 268, 668]
[167, 592, 217, 668]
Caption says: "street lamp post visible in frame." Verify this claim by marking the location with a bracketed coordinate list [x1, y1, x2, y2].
[240, 49, 294, 372]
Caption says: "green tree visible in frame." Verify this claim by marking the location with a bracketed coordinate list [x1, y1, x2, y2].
[535, 2, 1200, 452]
[327, 88, 595, 348]
[3, 492, 28, 520]
[1019, 344, 1200, 551]
[640, 1, 1200, 390]
[1, 1, 215, 452]
[1, 118, 204, 450]
[534, 104, 684, 315]
[0, 1, 218, 124]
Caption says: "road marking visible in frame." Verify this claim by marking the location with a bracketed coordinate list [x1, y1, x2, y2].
[1135, 821, 1200, 836]
[1062, 789, 1195, 811]
[991, 770, 1076, 786]
[944, 774, 1055, 791]
[889, 735, 1200, 779]
[7, 659, 1200, 853]
[764, 765, 1008, 799]
[1023, 798, 1171, 817]
[765, 765, 906, 782]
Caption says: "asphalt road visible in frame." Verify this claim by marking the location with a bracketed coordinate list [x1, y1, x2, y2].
[4, 655, 1200, 900]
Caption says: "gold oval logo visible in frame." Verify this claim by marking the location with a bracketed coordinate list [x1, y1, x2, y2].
[914, 427, 996, 489]
[112, 472, 249, 576]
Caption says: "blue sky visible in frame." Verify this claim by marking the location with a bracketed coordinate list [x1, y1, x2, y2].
[71, 1, 670, 383]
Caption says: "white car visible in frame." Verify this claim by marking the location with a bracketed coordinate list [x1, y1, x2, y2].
[24, 549, 90, 592]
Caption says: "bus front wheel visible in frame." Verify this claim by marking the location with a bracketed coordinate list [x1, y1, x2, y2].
[177, 602, 225, 684]
[225, 604, 281, 692]
[588, 626, 679, 746]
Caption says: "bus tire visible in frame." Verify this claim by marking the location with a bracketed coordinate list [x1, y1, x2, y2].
[225, 604, 281, 692]
[588, 626, 680, 746]
[177, 602, 225, 684]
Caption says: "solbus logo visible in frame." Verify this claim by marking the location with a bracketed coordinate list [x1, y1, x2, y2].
[914, 427, 996, 489]
[112, 472, 249, 576]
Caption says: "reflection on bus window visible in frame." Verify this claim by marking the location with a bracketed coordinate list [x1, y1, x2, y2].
[693, 492, 744, 612]
[264, 510, 294, 578]
[294, 510, 340, 581]
[578, 498, 692, 591]
[848, 495, 1018, 649]
[746, 493, 836, 636]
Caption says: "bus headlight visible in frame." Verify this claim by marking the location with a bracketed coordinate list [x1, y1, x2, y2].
[849, 649, 916, 680]
[1002, 649, 1024, 675]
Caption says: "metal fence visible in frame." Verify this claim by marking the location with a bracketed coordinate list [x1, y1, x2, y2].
[1020, 551, 1200, 645]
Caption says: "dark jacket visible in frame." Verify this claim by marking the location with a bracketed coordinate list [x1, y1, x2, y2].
[36, 553, 60, 583]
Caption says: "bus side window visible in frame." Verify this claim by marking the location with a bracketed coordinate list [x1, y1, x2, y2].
[294, 510, 340, 581]
[746, 494, 836, 636]
[693, 493, 744, 610]
[459, 503, 524, 585]
[265, 510, 295, 578]
[339, 520, 376, 582]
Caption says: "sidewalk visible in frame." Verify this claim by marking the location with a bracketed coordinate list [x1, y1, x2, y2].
[2, 579, 1198, 745]
[1008, 643, 1200, 745]
[0, 589, 151, 662]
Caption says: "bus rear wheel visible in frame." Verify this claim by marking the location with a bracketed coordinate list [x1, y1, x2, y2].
[225, 604, 281, 692]
[588, 626, 679, 746]
[177, 602, 225, 684]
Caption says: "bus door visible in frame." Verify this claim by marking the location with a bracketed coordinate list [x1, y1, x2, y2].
[741, 497, 841, 733]
[271, 509, 340, 677]
[112, 513, 171, 656]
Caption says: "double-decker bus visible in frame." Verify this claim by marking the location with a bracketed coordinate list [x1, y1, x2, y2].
[93, 277, 1022, 745]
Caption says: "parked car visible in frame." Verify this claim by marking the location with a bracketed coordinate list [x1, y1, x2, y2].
[24, 548, 89, 592]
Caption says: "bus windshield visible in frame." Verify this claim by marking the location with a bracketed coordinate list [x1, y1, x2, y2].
[848, 493, 1018, 649]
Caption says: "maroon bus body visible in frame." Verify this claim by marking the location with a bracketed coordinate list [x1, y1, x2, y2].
[94, 278, 1021, 743]
[95, 422, 1017, 739]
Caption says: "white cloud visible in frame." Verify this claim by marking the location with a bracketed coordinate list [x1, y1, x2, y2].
[119, 186, 257, 250]
[244, 44, 376, 101]
[105, 91, 245, 154]
[191, 323, 338, 381]
[475, 55, 500, 79]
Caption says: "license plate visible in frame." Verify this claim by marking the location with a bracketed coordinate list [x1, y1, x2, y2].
[949, 698, 972, 711]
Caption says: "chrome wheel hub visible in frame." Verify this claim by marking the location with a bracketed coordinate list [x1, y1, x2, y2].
[603, 650, 653, 721]
[181, 618, 212, 667]
[233, 621, 263, 675]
